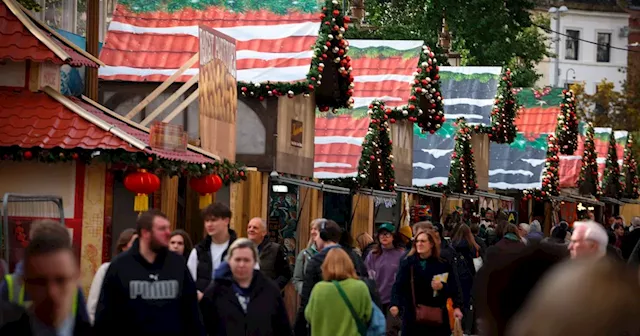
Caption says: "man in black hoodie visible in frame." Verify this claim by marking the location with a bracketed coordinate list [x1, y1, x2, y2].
[94, 210, 204, 336]
[187, 202, 237, 298]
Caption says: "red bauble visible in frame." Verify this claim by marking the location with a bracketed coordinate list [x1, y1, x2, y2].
[23, 151, 33, 160]
[124, 169, 161, 195]
[189, 174, 223, 195]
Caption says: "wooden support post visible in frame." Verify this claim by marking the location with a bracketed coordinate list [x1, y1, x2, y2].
[296, 186, 316, 252]
[141, 75, 200, 126]
[230, 171, 266, 237]
[161, 176, 179, 229]
[471, 133, 490, 190]
[543, 201, 552, 236]
[350, 194, 374, 237]
[85, 0, 100, 100]
[125, 52, 199, 120]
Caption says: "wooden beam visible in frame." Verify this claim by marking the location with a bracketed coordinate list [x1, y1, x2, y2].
[85, 0, 99, 100]
[141, 75, 199, 126]
[161, 176, 179, 229]
[125, 52, 199, 120]
[162, 90, 199, 123]
[350, 194, 374, 237]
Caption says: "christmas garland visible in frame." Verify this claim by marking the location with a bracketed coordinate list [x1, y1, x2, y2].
[238, 0, 354, 111]
[576, 123, 601, 197]
[448, 118, 477, 194]
[602, 132, 623, 199]
[356, 100, 397, 191]
[542, 134, 561, 196]
[487, 68, 519, 144]
[622, 134, 639, 199]
[0, 146, 247, 185]
[556, 90, 579, 155]
[414, 45, 446, 134]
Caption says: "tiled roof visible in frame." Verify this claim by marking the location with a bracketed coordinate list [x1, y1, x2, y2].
[74, 98, 214, 164]
[0, 0, 98, 67]
[313, 40, 423, 179]
[99, 4, 322, 82]
[0, 88, 137, 150]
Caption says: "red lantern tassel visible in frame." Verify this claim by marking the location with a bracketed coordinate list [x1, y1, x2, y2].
[199, 194, 212, 209]
[134, 194, 149, 212]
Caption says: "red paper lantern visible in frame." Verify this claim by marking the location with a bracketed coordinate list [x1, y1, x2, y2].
[124, 169, 160, 212]
[190, 174, 223, 209]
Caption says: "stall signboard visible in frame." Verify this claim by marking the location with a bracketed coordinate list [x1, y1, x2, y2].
[199, 26, 237, 162]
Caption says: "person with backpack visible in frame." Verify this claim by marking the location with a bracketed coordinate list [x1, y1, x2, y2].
[292, 219, 323, 294]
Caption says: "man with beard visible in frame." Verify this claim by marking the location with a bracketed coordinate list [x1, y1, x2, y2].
[94, 210, 204, 336]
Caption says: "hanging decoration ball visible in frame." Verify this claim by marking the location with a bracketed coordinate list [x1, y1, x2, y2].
[189, 174, 223, 209]
[124, 169, 161, 213]
[23, 151, 33, 160]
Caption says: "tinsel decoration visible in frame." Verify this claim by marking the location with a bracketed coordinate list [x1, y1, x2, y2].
[541, 134, 560, 197]
[0, 146, 247, 185]
[576, 123, 600, 197]
[356, 100, 396, 191]
[237, 0, 354, 111]
[448, 118, 477, 194]
[415, 45, 445, 134]
[488, 68, 519, 144]
[556, 89, 579, 155]
[602, 132, 623, 199]
[621, 134, 639, 199]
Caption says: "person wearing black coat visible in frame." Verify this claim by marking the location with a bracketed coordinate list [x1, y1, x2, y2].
[200, 239, 292, 336]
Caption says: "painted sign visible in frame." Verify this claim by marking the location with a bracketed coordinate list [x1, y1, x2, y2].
[291, 120, 303, 148]
[198, 26, 237, 162]
[149, 122, 187, 152]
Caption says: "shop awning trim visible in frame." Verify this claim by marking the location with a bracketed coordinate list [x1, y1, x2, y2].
[273, 176, 351, 195]
[475, 190, 515, 202]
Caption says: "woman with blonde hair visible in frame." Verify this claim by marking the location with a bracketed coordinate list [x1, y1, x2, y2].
[305, 248, 373, 336]
[292, 218, 324, 294]
[390, 231, 463, 336]
[355, 232, 375, 259]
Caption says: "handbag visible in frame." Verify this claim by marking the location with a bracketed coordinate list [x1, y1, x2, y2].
[411, 266, 443, 326]
[332, 281, 385, 336]
[473, 250, 483, 271]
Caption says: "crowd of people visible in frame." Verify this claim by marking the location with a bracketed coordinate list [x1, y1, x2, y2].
[0, 203, 639, 336]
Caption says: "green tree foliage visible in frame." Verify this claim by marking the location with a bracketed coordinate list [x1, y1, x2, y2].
[345, 0, 551, 87]
[622, 134, 639, 199]
[577, 122, 600, 197]
[17, 0, 41, 11]
[448, 118, 477, 194]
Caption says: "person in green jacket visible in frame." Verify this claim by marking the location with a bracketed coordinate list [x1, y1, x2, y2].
[292, 219, 322, 294]
[305, 248, 372, 336]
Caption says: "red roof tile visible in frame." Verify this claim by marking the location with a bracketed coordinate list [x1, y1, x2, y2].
[0, 88, 138, 151]
[72, 98, 213, 164]
[0, 0, 97, 67]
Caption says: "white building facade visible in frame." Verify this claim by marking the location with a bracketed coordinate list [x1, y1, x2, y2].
[537, 8, 629, 94]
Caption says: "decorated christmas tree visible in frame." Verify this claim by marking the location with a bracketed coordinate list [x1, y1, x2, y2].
[489, 68, 519, 144]
[577, 123, 600, 197]
[415, 45, 445, 134]
[602, 132, 623, 198]
[622, 134, 640, 199]
[541, 134, 560, 197]
[556, 89, 579, 155]
[448, 118, 477, 194]
[356, 100, 395, 191]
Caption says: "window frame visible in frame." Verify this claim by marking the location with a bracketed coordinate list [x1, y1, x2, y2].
[596, 31, 612, 63]
[564, 28, 581, 61]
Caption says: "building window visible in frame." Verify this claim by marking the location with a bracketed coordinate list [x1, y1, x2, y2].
[597, 32, 611, 63]
[565, 29, 580, 60]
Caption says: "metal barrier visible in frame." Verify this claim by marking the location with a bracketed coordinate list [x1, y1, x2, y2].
[1, 193, 64, 261]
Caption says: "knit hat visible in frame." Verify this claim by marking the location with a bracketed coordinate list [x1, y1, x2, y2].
[398, 225, 413, 240]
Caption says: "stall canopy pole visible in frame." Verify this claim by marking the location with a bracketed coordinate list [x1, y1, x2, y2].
[348, 192, 362, 233]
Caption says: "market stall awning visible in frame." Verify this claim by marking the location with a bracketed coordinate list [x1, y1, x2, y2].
[271, 176, 351, 195]
[600, 197, 625, 206]
[560, 193, 604, 206]
[475, 190, 515, 202]
[0, 0, 101, 67]
[0, 87, 215, 165]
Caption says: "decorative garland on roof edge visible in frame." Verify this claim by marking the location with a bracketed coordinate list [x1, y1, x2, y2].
[356, 100, 397, 191]
[523, 134, 560, 201]
[602, 132, 623, 199]
[556, 89, 579, 155]
[0, 147, 247, 185]
[448, 118, 477, 194]
[621, 134, 639, 199]
[238, 0, 354, 111]
[576, 122, 600, 197]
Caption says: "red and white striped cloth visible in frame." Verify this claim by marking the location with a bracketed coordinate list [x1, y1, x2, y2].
[99, 5, 321, 82]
